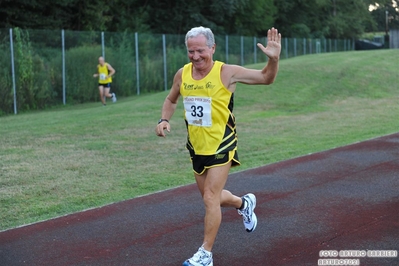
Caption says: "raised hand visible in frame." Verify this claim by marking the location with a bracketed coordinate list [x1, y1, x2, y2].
[257, 27, 282, 61]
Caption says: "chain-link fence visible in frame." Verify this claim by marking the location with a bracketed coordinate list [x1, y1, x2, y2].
[0, 29, 354, 115]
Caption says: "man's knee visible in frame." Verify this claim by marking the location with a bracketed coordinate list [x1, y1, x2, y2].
[202, 190, 221, 208]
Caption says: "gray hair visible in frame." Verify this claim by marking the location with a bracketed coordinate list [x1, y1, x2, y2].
[185, 26, 215, 48]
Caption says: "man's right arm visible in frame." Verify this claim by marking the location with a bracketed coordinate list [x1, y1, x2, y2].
[155, 68, 182, 137]
[93, 66, 99, 78]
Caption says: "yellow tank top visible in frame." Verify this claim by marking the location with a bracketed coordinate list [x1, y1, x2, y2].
[97, 63, 112, 84]
[180, 61, 237, 155]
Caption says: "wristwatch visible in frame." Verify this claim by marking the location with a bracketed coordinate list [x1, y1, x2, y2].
[158, 119, 169, 124]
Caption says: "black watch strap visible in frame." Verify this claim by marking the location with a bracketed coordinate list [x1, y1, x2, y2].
[158, 119, 169, 124]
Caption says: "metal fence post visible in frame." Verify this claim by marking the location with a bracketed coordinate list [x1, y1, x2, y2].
[254, 37, 257, 64]
[316, 40, 321, 54]
[101, 32, 105, 58]
[294, 38, 297, 57]
[9, 28, 17, 114]
[225, 35, 229, 64]
[303, 38, 306, 55]
[285, 38, 288, 58]
[62, 29, 66, 105]
[240, 36, 244, 66]
[162, 34, 167, 91]
[324, 38, 327, 53]
[135, 32, 140, 95]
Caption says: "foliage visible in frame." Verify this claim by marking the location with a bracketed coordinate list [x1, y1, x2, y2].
[0, 28, 357, 115]
[65, 46, 101, 103]
[274, 0, 377, 38]
[226, 0, 276, 36]
[369, 0, 399, 31]
[38, 31, 189, 105]
[0, 0, 110, 31]
[108, 0, 150, 33]
[0, 30, 13, 115]
[2, 0, 398, 39]
[12, 28, 53, 112]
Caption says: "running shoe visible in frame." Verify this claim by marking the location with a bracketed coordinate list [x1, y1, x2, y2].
[237, 193, 257, 232]
[112, 93, 117, 103]
[182, 245, 213, 266]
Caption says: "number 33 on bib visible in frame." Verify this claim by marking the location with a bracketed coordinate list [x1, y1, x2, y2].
[183, 96, 212, 127]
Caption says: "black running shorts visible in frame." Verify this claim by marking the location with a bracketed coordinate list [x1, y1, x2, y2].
[99, 83, 111, 88]
[189, 150, 241, 175]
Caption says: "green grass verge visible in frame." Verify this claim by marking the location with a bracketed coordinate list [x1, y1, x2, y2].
[1, 49, 398, 231]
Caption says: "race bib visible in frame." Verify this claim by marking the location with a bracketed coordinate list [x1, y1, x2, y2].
[99, 73, 107, 80]
[183, 96, 212, 127]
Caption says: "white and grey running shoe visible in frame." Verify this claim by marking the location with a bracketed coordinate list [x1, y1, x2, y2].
[182, 245, 213, 266]
[237, 193, 257, 232]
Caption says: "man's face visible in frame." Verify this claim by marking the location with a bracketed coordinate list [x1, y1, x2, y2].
[98, 57, 105, 66]
[186, 35, 215, 70]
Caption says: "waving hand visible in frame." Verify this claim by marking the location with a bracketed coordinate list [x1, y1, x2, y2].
[257, 27, 282, 61]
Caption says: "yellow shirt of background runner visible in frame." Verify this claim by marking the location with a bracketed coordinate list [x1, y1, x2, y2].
[97, 63, 112, 84]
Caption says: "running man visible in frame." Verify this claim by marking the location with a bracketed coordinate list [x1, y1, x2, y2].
[155, 26, 281, 266]
[93, 56, 117, 106]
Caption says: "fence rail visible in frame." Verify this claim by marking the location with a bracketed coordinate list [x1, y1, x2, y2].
[0, 29, 354, 115]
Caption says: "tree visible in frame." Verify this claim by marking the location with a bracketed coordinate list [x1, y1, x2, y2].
[121, 0, 275, 36]
[0, 0, 110, 31]
[0, 0, 77, 29]
[274, 0, 376, 38]
[274, 0, 331, 38]
[327, 0, 375, 38]
[2, 0, 396, 38]
[369, 1, 399, 31]
[107, 0, 150, 33]
[67, 0, 112, 31]
[142, 0, 247, 35]
[224, 0, 276, 36]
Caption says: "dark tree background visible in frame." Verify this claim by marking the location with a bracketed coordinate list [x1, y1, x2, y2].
[0, 0, 398, 37]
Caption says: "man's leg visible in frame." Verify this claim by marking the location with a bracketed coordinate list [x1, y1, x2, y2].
[104, 87, 111, 98]
[194, 162, 242, 252]
[98, 86, 106, 105]
[104, 86, 116, 102]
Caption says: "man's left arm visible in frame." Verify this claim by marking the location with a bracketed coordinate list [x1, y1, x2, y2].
[228, 28, 281, 86]
[257, 27, 281, 84]
[107, 63, 116, 78]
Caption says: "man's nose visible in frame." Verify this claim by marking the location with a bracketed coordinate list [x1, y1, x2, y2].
[192, 52, 200, 60]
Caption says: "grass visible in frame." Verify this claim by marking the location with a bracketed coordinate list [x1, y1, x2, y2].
[1, 49, 398, 231]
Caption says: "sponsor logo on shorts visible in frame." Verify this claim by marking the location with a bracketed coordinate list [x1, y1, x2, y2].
[215, 154, 226, 160]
